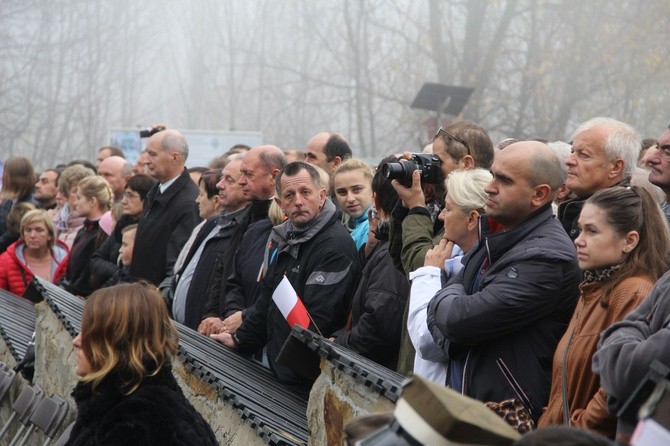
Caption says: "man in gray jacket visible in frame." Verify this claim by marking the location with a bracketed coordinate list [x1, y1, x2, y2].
[427, 141, 581, 421]
[593, 270, 670, 439]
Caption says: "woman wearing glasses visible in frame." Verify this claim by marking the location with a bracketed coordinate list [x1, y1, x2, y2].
[89, 174, 156, 288]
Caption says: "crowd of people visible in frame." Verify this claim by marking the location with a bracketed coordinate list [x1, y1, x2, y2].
[2, 118, 670, 443]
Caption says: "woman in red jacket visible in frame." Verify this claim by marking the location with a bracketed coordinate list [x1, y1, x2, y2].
[0, 209, 69, 296]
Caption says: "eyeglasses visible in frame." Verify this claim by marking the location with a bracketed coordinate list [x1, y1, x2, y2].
[657, 144, 670, 162]
[496, 138, 519, 150]
[434, 127, 471, 156]
[123, 191, 140, 199]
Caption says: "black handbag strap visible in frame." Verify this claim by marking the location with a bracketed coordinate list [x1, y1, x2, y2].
[19, 266, 29, 288]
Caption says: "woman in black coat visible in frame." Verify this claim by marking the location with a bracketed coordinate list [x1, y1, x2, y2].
[89, 174, 156, 287]
[67, 282, 217, 445]
[333, 157, 410, 370]
[58, 176, 112, 296]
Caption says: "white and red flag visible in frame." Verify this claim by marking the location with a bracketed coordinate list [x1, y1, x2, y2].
[272, 276, 310, 329]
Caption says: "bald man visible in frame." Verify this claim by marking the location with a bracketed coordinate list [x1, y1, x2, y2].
[131, 130, 200, 286]
[426, 141, 581, 422]
[98, 156, 132, 201]
[304, 132, 352, 176]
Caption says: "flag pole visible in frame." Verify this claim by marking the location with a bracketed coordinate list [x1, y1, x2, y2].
[305, 310, 323, 337]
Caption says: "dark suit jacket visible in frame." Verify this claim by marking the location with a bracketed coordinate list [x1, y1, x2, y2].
[130, 169, 200, 285]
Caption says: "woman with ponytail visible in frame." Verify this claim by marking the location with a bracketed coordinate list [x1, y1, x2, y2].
[59, 176, 113, 296]
[538, 186, 670, 438]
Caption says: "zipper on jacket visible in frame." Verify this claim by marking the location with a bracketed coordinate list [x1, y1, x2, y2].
[461, 350, 471, 395]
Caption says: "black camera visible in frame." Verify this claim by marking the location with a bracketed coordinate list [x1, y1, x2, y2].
[382, 153, 442, 187]
[139, 127, 162, 138]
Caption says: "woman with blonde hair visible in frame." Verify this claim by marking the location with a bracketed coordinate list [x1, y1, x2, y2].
[0, 209, 69, 296]
[538, 186, 669, 438]
[59, 176, 112, 296]
[407, 168, 493, 384]
[52, 164, 95, 249]
[333, 158, 374, 250]
[68, 282, 217, 445]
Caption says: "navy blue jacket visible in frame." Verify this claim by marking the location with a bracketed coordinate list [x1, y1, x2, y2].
[427, 205, 580, 420]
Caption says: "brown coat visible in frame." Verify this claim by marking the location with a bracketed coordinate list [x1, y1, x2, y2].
[537, 275, 652, 438]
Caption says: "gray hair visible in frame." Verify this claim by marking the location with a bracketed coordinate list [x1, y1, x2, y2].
[547, 141, 572, 184]
[445, 169, 492, 214]
[275, 162, 322, 196]
[121, 160, 133, 177]
[571, 117, 640, 179]
[161, 133, 189, 161]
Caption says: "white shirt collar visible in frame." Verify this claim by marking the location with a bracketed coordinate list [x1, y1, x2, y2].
[159, 175, 179, 193]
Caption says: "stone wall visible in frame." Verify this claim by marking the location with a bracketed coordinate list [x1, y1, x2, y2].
[307, 359, 395, 446]
[0, 336, 25, 446]
[0, 301, 265, 446]
[2, 298, 399, 446]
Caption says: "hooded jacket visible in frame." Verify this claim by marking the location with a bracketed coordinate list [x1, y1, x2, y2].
[334, 239, 409, 370]
[0, 239, 68, 296]
[427, 205, 581, 420]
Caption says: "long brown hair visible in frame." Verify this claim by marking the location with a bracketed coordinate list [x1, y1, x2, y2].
[78, 282, 178, 393]
[586, 186, 670, 305]
[1, 157, 36, 200]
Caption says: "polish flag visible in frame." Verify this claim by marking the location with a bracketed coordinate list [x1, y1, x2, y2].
[272, 276, 310, 329]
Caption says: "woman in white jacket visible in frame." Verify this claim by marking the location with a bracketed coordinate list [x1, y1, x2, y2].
[408, 168, 492, 384]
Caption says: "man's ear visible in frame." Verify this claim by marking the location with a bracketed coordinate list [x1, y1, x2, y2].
[531, 184, 552, 206]
[319, 187, 328, 205]
[274, 196, 282, 207]
[608, 158, 624, 179]
[331, 156, 343, 169]
[460, 155, 475, 170]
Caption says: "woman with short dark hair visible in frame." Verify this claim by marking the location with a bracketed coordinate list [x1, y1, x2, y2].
[90, 174, 156, 287]
[68, 283, 217, 445]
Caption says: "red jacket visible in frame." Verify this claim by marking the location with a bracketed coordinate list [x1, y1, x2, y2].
[0, 239, 69, 297]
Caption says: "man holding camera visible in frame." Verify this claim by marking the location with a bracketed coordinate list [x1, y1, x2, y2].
[389, 120, 494, 375]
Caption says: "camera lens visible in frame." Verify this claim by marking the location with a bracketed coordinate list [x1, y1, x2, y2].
[381, 162, 406, 181]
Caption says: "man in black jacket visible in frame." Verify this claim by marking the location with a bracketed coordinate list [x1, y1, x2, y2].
[170, 158, 249, 329]
[131, 129, 200, 286]
[212, 162, 361, 394]
[426, 141, 581, 421]
[198, 145, 285, 335]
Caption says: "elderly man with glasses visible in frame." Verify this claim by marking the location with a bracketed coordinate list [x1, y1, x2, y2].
[646, 122, 670, 224]
[389, 120, 494, 376]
